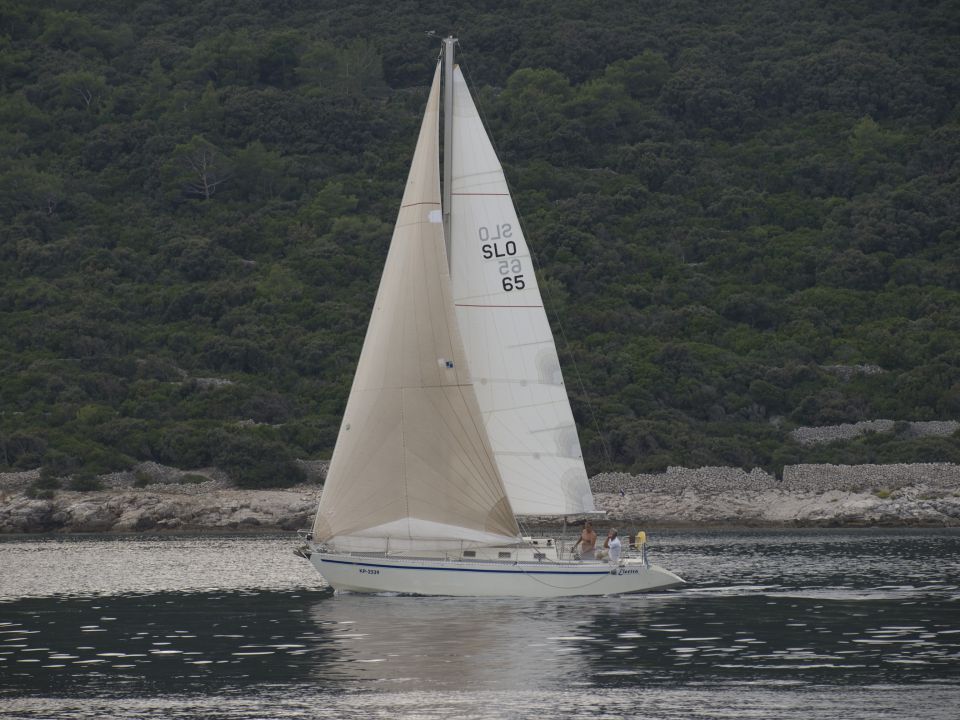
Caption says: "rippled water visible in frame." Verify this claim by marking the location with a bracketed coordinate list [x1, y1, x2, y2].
[1, 529, 958, 719]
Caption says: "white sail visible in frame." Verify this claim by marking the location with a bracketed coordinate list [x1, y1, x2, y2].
[312, 64, 521, 552]
[449, 67, 595, 516]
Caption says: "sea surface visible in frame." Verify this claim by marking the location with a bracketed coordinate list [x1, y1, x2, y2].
[1, 529, 958, 719]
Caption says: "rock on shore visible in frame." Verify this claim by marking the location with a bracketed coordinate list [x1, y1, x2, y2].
[0, 463, 323, 534]
[1, 462, 959, 533]
[0, 486, 320, 534]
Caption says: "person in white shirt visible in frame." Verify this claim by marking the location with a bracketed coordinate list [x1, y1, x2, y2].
[597, 528, 621, 567]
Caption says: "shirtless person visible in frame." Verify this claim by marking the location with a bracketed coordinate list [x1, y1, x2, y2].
[572, 520, 597, 560]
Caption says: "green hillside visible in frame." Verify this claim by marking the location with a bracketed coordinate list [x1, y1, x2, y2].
[1, 0, 958, 486]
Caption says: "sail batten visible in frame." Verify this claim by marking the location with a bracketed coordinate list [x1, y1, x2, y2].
[449, 67, 595, 517]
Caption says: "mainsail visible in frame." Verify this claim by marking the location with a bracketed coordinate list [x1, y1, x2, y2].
[312, 65, 521, 552]
[449, 67, 596, 516]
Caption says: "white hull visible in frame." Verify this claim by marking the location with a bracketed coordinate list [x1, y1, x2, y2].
[308, 550, 683, 597]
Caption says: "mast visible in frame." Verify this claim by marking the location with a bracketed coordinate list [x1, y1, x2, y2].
[442, 35, 456, 268]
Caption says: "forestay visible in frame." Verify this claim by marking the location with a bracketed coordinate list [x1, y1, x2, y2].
[449, 66, 596, 516]
[312, 65, 521, 552]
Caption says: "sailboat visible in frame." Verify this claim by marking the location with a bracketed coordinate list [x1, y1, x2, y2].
[299, 39, 683, 597]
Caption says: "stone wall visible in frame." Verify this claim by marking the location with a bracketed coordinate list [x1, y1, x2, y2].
[592, 466, 775, 494]
[781, 462, 960, 491]
[0, 469, 39, 492]
[789, 419, 959, 445]
[591, 462, 960, 495]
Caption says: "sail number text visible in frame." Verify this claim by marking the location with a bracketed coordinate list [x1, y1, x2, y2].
[478, 224, 525, 292]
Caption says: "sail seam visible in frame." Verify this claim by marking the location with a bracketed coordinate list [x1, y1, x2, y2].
[414, 382, 476, 389]
[480, 398, 569, 411]
[455, 303, 544, 308]
[493, 450, 577, 459]
[401, 201, 441, 208]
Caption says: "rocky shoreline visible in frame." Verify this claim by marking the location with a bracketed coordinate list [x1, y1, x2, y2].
[0, 464, 321, 535]
[586, 463, 960, 529]
[2, 462, 959, 534]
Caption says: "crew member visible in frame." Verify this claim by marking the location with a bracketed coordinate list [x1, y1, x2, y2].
[572, 520, 597, 560]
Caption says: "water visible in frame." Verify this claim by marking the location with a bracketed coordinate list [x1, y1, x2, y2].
[1, 529, 958, 719]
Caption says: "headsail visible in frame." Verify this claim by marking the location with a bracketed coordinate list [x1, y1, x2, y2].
[449, 67, 596, 516]
[312, 64, 521, 552]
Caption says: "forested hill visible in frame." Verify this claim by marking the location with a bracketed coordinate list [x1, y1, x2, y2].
[1, 0, 958, 487]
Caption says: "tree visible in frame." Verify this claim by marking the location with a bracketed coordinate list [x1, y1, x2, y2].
[57, 70, 108, 113]
[162, 135, 231, 200]
[0, 159, 64, 217]
[231, 141, 286, 201]
[297, 38, 386, 97]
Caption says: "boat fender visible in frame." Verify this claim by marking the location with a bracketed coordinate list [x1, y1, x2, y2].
[635, 531, 649, 566]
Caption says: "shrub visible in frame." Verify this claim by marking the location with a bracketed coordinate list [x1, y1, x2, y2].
[0, 432, 47, 470]
[40, 451, 81, 480]
[67, 473, 104, 491]
[25, 485, 55, 500]
[35, 475, 62, 490]
[212, 428, 306, 488]
[154, 424, 215, 468]
[179, 473, 209, 484]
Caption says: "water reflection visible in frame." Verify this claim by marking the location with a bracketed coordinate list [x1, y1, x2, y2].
[307, 593, 672, 690]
